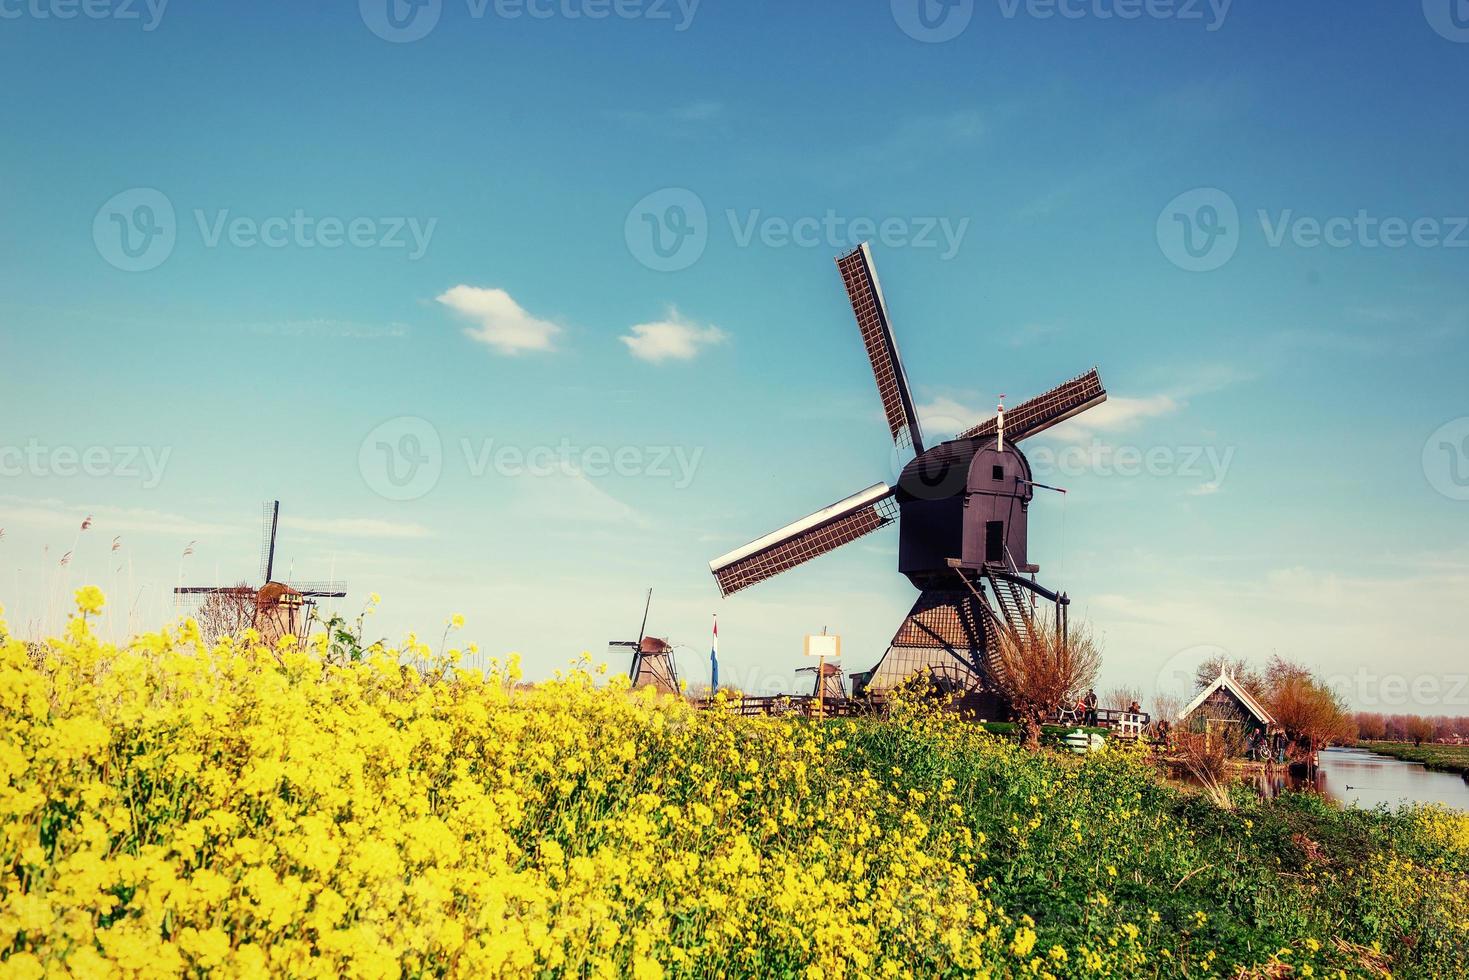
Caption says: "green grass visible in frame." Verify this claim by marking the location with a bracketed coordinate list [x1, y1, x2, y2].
[1358, 740, 1469, 776]
[838, 712, 1469, 978]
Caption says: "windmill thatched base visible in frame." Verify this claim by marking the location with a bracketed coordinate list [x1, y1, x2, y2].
[854, 589, 1010, 719]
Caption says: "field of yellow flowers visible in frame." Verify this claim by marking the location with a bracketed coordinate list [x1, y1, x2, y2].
[3, 591, 1467, 978]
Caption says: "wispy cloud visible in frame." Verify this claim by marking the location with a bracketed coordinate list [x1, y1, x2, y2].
[512, 469, 649, 529]
[243, 319, 410, 340]
[1154, 76, 1256, 124]
[847, 109, 992, 172]
[0, 496, 238, 537]
[279, 516, 431, 540]
[437, 286, 561, 355]
[1007, 322, 1061, 347]
[0, 497, 431, 543]
[1090, 554, 1469, 710]
[620, 310, 727, 364]
[607, 101, 724, 127]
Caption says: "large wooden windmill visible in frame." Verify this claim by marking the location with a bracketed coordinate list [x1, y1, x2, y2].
[174, 501, 347, 643]
[709, 244, 1108, 714]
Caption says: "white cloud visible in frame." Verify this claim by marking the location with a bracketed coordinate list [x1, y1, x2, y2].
[436, 286, 561, 355]
[915, 395, 991, 439]
[1048, 394, 1180, 442]
[1188, 481, 1222, 497]
[280, 517, 431, 539]
[916, 392, 1181, 443]
[620, 312, 726, 364]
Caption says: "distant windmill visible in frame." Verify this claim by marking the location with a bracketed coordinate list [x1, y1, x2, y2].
[608, 589, 681, 695]
[796, 661, 847, 702]
[709, 243, 1111, 715]
[174, 501, 346, 643]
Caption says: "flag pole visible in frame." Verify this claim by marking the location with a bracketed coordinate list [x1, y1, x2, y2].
[710, 614, 719, 695]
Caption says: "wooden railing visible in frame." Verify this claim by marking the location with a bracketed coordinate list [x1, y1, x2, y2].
[1048, 706, 1151, 737]
[692, 695, 863, 718]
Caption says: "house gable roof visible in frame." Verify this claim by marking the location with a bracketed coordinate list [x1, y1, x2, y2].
[1178, 669, 1277, 727]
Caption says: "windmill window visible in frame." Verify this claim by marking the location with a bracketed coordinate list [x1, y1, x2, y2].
[992, 465, 1004, 481]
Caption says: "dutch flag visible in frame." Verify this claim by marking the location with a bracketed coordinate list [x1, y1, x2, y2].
[710, 615, 719, 693]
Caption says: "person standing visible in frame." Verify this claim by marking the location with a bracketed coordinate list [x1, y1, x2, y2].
[1084, 688, 1098, 727]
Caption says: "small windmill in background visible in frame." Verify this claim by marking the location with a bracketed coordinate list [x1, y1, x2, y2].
[608, 589, 681, 695]
[174, 501, 346, 643]
[796, 661, 847, 702]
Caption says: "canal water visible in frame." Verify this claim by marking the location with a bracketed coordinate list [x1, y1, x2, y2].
[1260, 747, 1469, 811]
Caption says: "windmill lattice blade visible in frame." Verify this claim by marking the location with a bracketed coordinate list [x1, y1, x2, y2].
[288, 580, 347, 597]
[957, 368, 1106, 443]
[260, 501, 280, 583]
[710, 484, 897, 597]
[836, 243, 924, 454]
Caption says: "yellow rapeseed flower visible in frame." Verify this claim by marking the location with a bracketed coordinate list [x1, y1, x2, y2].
[74, 585, 105, 615]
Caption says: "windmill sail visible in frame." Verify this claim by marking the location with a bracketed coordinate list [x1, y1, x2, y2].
[837, 244, 924, 454]
[284, 581, 348, 598]
[957, 369, 1106, 443]
[710, 484, 897, 597]
[260, 500, 280, 582]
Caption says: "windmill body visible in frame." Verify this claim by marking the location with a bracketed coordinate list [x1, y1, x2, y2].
[630, 636, 680, 695]
[710, 244, 1108, 714]
[174, 501, 346, 643]
[609, 589, 682, 696]
[798, 661, 847, 702]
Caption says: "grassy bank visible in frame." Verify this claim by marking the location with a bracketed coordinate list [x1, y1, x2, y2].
[1358, 740, 1469, 777]
[3, 598, 1468, 978]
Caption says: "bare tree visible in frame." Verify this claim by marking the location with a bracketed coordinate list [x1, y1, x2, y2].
[1194, 654, 1266, 698]
[994, 612, 1102, 751]
[1103, 686, 1144, 711]
[194, 584, 257, 644]
[1152, 692, 1184, 727]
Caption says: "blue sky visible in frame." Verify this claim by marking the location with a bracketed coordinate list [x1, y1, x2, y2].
[2, 1, 1466, 714]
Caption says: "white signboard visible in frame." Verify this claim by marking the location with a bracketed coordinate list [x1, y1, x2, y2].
[804, 634, 841, 659]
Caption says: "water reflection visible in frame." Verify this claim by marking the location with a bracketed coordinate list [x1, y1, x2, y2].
[1251, 747, 1469, 811]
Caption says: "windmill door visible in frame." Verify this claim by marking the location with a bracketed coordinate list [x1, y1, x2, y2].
[985, 521, 1004, 564]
